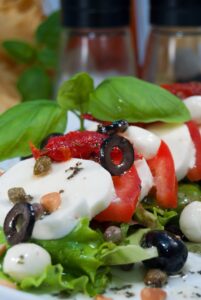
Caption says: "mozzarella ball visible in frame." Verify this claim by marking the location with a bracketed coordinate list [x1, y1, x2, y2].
[179, 201, 201, 242]
[3, 243, 51, 281]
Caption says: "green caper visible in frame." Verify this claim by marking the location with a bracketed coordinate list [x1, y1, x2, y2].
[8, 187, 32, 204]
[34, 156, 52, 176]
[104, 226, 123, 244]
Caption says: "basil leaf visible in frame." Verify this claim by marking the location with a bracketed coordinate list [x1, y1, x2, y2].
[36, 11, 61, 49]
[3, 40, 36, 63]
[17, 66, 52, 101]
[0, 100, 67, 161]
[89, 76, 191, 123]
[57, 72, 94, 114]
[37, 47, 57, 69]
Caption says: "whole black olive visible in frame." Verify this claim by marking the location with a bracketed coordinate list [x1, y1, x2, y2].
[3, 203, 35, 245]
[141, 230, 188, 274]
[100, 135, 134, 175]
[97, 120, 128, 135]
[40, 133, 64, 149]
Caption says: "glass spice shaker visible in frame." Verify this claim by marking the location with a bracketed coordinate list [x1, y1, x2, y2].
[143, 0, 201, 84]
[56, 0, 137, 88]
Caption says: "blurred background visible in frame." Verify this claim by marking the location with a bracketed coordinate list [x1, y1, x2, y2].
[1, 0, 201, 113]
[0, 0, 149, 113]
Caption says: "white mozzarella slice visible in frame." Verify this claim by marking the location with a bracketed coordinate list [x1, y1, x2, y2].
[147, 123, 195, 180]
[121, 126, 161, 159]
[0, 158, 116, 239]
[3, 243, 51, 281]
[134, 158, 154, 201]
[179, 201, 201, 243]
[183, 96, 201, 124]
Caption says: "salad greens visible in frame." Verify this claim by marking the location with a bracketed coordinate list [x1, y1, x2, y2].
[0, 73, 191, 162]
[0, 219, 158, 296]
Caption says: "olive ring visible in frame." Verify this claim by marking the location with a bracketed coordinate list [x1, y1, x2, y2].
[3, 203, 35, 245]
[97, 120, 128, 135]
[100, 135, 134, 175]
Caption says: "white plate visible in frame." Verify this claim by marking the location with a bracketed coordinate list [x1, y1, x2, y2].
[1, 252, 201, 300]
[1, 113, 201, 299]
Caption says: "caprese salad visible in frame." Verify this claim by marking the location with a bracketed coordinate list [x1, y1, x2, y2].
[0, 77, 201, 300]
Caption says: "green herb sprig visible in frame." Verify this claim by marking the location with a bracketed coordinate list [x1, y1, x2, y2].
[2, 11, 61, 101]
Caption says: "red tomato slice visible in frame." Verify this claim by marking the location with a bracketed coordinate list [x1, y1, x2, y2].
[147, 141, 177, 209]
[95, 165, 141, 222]
[186, 121, 201, 181]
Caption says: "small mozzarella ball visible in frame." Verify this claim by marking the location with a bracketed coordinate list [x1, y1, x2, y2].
[3, 243, 51, 281]
[179, 201, 201, 242]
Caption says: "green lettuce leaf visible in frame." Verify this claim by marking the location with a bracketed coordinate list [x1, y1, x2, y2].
[101, 228, 158, 265]
[0, 221, 159, 296]
[0, 100, 67, 161]
[34, 219, 105, 281]
[89, 76, 191, 123]
[20, 264, 109, 296]
[134, 203, 177, 229]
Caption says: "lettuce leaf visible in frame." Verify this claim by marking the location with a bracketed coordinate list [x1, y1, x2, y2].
[0, 219, 158, 296]
[20, 264, 109, 296]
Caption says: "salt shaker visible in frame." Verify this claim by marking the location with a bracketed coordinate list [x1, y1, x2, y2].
[143, 0, 201, 84]
[57, 0, 137, 87]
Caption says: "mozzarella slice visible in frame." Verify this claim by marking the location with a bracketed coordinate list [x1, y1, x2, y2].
[134, 158, 154, 200]
[179, 201, 201, 242]
[0, 158, 116, 239]
[148, 123, 195, 180]
[3, 243, 51, 282]
[121, 126, 161, 159]
[183, 96, 201, 125]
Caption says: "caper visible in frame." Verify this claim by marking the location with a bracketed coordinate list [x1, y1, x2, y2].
[34, 156, 52, 176]
[8, 187, 33, 204]
[104, 226, 123, 243]
[144, 269, 167, 287]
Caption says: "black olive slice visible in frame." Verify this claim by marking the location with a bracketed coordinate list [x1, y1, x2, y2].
[100, 135, 134, 175]
[40, 133, 64, 149]
[3, 203, 35, 245]
[97, 120, 128, 135]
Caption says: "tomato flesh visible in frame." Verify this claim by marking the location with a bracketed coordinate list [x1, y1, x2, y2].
[147, 141, 177, 209]
[31, 131, 107, 162]
[186, 121, 201, 181]
[161, 82, 201, 99]
[95, 165, 141, 222]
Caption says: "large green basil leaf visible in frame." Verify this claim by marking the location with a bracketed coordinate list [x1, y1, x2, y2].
[57, 72, 94, 114]
[3, 40, 36, 63]
[89, 76, 191, 123]
[0, 100, 67, 161]
[17, 66, 52, 101]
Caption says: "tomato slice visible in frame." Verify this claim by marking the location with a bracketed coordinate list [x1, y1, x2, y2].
[147, 141, 177, 209]
[95, 165, 141, 222]
[186, 121, 201, 181]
